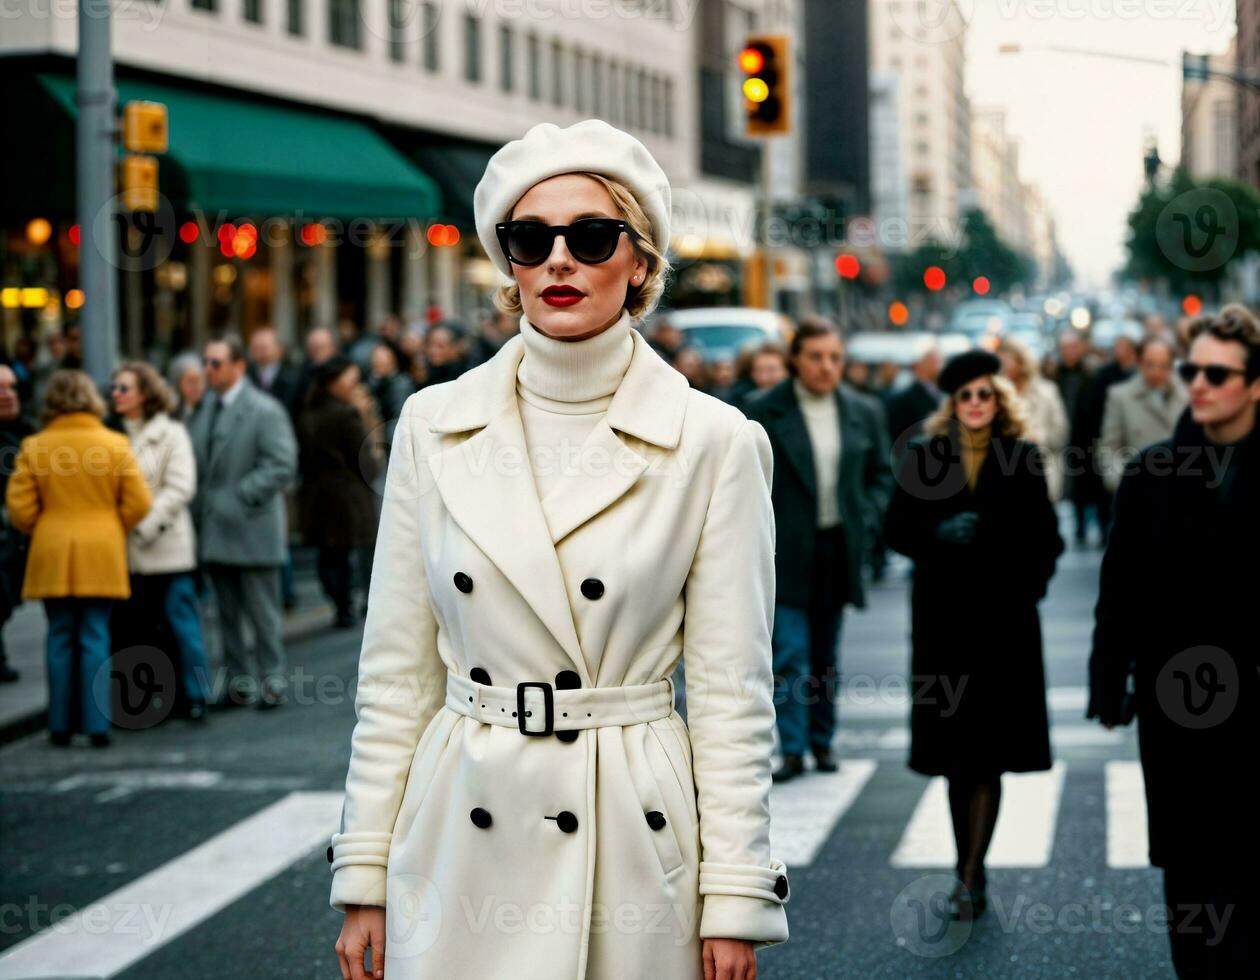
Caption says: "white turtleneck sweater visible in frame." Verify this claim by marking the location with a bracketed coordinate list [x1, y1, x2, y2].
[516, 308, 634, 501]
[793, 377, 842, 529]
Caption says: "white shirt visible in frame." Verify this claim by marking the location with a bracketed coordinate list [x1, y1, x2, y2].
[219, 374, 246, 409]
[793, 378, 842, 529]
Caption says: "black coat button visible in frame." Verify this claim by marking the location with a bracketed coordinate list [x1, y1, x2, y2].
[454, 572, 473, 593]
[580, 578, 604, 600]
[645, 810, 667, 831]
[556, 810, 579, 833]
[470, 667, 492, 685]
[326, 845, 334, 863]
[470, 807, 492, 829]
[774, 874, 789, 899]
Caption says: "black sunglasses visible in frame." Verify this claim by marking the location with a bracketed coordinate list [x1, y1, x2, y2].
[956, 386, 994, 404]
[495, 218, 635, 267]
[1177, 361, 1247, 387]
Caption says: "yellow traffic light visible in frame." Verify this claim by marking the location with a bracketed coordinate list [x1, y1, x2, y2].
[739, 34, 790, 136]
[121, 154, 159, 212]
[123, 101, 168, 154]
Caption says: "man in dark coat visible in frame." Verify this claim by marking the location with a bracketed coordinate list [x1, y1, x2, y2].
[744, 320, 893, 781]
[886, 344, 943, 453]
[0, 364, 35, 683]
[247, 326, 303, 419]
[1073, 334, 1137, 543]
[1054, 330, 1095, 542]
[1088, 305, 1260, 978]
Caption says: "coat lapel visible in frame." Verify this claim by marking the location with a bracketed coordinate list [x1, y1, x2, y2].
[762, 381, 817, 499]
[425, 325, 689, 683]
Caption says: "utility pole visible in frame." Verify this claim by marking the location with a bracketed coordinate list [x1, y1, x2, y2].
[77, 0, 120, 383]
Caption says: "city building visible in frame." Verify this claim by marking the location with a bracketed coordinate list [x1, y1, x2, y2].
[1, 0, 770, 359]
[1182, 39, 1238, 180]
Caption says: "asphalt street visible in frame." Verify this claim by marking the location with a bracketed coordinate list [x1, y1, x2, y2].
[0, 524, 1176, 979]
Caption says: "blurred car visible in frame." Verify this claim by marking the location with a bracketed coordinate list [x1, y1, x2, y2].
[1089, 318, 1142, 351]
[845, 331, 975, 367]
[656, 307, 795, 363]
[949, 299, 1013, 334]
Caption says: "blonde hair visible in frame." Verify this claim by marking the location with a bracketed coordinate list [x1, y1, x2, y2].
[924, 372, 1029, 440]
[40, 369, 106, 426]
[494, 173, 671, 320]
[996, 336, 1041, 385]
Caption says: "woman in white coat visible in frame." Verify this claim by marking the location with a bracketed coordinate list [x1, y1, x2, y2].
[998, 337, 1069, 501]
[111, 362, 210, 719]
[331, 120, 789, 980]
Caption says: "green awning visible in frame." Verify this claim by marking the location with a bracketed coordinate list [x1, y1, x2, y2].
[37, 73, 440, 220]
[409, 138, 496, 226]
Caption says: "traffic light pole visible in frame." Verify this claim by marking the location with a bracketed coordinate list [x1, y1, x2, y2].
[77, 0, 120, 384]
[761, 139, 776, 312]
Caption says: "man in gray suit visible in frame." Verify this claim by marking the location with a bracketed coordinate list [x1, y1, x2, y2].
[189, 334, 298, 709]
[1097, 336, 1188, 492]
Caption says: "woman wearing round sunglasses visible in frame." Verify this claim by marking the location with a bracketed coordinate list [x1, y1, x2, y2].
[885, 350, 1064, 922]
[331, 120, 788, 980]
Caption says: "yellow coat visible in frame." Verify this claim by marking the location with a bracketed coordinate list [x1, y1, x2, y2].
[5, 413, 152, 600]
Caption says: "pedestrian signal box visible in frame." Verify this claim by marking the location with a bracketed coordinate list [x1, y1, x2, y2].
[121, 154, 159, 212]
[123, 101, 168, 154]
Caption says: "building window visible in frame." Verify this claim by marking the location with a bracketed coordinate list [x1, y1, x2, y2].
[191, 0, 216, 10]
[574, 49, 586, 113]
[422, 2, 439, 72]
[625, 66, 637, 129]
[551, 39, 565, 106]
[663, 76, 673, 136]
[591, 54, 603, 117]
[329, 0, 360, 49]
[243, 0, 262, 23]
[499, 24, 514, 92]
[464, 14, 482, 83]
[527, 33, 541, 100]
[388, 0, 406, 62]
[608, 62, 621, 124]
[286, 0, 302, 34]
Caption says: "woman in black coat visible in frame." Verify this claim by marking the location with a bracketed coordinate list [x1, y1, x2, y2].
[885, 350, 1064, 920]
[297, 355, 384, 627]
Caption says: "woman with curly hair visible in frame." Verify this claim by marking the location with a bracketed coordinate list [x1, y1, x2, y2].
[884, 350, 1064, 921]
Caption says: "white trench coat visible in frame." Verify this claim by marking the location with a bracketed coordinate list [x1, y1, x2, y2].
[329, 325, 790, 979]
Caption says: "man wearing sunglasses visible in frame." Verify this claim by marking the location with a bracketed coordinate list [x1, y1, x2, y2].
[1089, 304, 1260, 978]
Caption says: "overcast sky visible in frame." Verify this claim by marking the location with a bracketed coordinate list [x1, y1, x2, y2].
[964, 0, 1236, 286]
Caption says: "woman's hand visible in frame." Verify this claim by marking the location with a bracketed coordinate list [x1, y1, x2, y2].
[335, 904, 386, 980]
[703, 937, 757, 980]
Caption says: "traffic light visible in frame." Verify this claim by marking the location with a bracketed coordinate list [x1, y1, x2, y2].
[121, 154, 159, 212]
[739, 35, 790, 136]
[123, 101, 168, 154]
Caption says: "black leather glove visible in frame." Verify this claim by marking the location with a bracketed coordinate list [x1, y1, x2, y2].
[935, 511, 980, 546]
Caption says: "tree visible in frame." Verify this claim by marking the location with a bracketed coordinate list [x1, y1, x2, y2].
[892, 207, 1035, 297]
[1123, 168, 1260, 299]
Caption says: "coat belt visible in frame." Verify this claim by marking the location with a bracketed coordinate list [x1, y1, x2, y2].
[446, 673, 675, 735]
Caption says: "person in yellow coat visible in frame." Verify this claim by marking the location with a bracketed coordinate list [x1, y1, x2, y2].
[5, 369, 152, 747]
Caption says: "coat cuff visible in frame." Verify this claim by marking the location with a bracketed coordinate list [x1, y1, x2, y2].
[327, 832, 391, 912]
[698, 860, 790, 945]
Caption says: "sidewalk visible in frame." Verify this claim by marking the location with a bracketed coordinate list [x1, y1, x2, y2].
[0, 549, 344, 745]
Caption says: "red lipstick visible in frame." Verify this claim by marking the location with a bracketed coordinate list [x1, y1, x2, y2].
[541, 285, 584, 308]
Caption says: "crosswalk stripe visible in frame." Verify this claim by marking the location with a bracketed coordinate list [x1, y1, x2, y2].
[0, 791, 342, 979]
[769, 759, 877, 867]
[890, 762, 1067, 868]
[832, 723, 1125, 752]
[1105, 761, 1150, 869]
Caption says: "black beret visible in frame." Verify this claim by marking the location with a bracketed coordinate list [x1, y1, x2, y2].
[938, 349, 1002, 395]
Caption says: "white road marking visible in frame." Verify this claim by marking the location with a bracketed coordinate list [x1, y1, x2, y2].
[839, 686, 1091, 720]
[890, 762, 1067, 868]
[0, 791, 342, 979]
[769, 760, 878, 867]
[1105, 761, 1150, 869]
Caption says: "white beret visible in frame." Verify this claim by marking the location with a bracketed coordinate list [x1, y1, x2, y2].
[473, 118, 672, 279]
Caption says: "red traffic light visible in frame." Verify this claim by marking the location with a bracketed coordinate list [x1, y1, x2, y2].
[924, 266, 947, 291]
[1182, 294, 1203, 316]
[738, 47, 765, 73]
[835, 255, 861, 280]
[972, 276, 991, 296]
